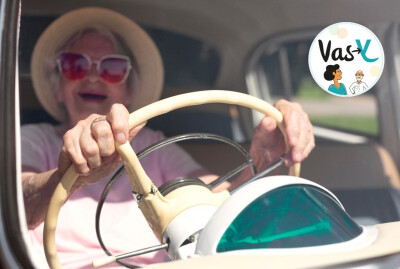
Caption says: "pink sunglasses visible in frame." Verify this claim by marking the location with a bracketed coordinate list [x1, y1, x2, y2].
[57, 52, 132, 84]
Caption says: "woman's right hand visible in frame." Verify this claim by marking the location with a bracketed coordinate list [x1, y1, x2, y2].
[57, 104, 145, 189]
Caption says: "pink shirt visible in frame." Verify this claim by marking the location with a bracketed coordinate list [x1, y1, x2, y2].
[21, 123, 203, 268]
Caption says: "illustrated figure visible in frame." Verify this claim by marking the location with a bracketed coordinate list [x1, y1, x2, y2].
[324, 64, 347, 96]
[348, 70, 368, 95]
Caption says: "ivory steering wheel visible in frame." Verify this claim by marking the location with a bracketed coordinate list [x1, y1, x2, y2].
[43, 90, 300, 269]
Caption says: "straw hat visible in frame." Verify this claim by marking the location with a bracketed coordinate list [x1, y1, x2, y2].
[31, 7, 164, 122]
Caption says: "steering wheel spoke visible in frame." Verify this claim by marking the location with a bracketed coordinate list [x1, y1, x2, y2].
[230, 156, 285, 194]
[208, 160, 256, 190]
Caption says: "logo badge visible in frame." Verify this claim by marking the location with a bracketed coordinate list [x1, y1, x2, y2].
[308, 22, 384, 97]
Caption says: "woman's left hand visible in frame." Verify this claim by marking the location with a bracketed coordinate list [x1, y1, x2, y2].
[249, 99, 315, 171]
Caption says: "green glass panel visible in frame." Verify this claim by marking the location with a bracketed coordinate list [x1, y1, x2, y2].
[217, 185, 362, 252]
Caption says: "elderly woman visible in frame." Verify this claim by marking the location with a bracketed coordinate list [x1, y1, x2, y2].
[21, 7, 314, 268]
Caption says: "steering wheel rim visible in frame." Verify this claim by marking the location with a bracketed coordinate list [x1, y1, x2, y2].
[43, 90, 301, 269]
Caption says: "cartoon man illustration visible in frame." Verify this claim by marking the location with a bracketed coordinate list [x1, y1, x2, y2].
[348, 70, 368, 95]
[324, 64, 347, 95]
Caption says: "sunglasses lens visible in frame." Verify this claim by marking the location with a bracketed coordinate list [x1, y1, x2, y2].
[59, 52, 90, 80]
[99, 57, 129, 84]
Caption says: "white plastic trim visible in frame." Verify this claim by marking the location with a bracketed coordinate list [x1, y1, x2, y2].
[163, 205, 218, 260]
[196, 175, 370, 256]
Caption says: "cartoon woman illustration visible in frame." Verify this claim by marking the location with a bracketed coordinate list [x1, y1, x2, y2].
[324, 64, 347, 95]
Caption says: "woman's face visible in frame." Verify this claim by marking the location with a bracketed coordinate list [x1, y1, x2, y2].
[56, 31, 132, 126]
[333, 69, 342, 80]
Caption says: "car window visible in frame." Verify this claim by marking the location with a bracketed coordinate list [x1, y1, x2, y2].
[247, 34, 379, 137]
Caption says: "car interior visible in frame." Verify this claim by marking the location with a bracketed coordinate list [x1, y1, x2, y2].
[3, 0, 400, 267]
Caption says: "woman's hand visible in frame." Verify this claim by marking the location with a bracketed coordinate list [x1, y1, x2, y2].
[58, 104, 145, 189]
[249, 99, 315, 172]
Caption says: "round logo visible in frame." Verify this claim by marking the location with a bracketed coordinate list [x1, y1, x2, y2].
[308, 22, 384, 97]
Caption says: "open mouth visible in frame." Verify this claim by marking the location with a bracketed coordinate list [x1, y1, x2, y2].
[79, 93, 107, 102]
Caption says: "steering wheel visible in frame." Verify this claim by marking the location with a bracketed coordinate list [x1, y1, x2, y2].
[94, 132, 258, 268]
[43, 90, 301, 269]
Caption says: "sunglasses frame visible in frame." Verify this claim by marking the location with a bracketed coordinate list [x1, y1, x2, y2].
[56, 52, 132, 84]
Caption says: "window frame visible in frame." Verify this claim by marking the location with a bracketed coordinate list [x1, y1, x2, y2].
[0, 0, 37, 267]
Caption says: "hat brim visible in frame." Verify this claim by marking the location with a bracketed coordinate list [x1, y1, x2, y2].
[31, 7, 164, 122]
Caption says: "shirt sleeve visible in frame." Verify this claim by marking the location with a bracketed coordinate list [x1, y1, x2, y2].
[20, 123, 60, 172]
